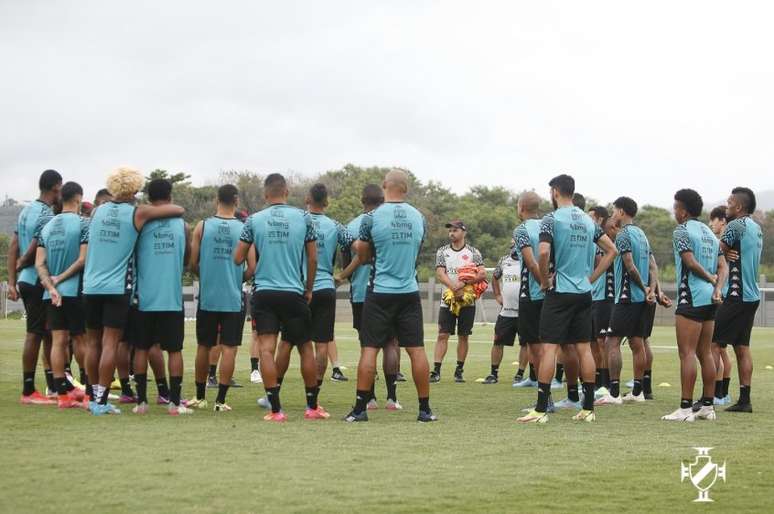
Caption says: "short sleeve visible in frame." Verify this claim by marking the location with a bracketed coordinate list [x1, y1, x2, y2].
[34, 212, 53, 239]
[471, 247, 484, 266]
[538, 214, 555, 243]
[303, 213, 317, 243]
[80, 217, 90, 244]
[720, 219, 743, 248]
[435, 248, 447, 268]
[336, 222, 353, 249]
[515, 225, 531, 250]
[615, 230, 632, 254]
[359, 213, 373, 242]
[240, 218, 254, 243]
[493, 257, 504, 280]
[593, 223, 603, 243]
[673, 225, 692, 254]
[420, 214, 428, 245]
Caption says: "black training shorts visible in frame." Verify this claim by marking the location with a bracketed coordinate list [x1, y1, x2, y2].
[310, 289, 336, 343]
[539, 291, 593, 344]
[518, 299, 543, 345]
[196, 309, 246, 347]
[351, 302, 364, 331]
[359, 291, 423, 348]
[676, 304, 717, 322]
[18, 281, 48, 336]
[591, 300, 612, 340]
[84, 294, 132, 330]
[494, 315, 519, 346]
[713, 300, 759, 347]
[438, 305, 475, 336]
[129, 309, 185, 352]
[251, 290, 311, 346]
[45, 297, 86, 335]
[608, 302, 648, 339]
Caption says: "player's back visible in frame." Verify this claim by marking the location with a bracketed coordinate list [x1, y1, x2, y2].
[135, 217, 186, 311]
[39, 212, 88, 299]
[347, 213, 371, 303]
[540, 206, 599, 294]
[16, 200, 53, 285]
[673, 219, 719, 308]
[84, 201, 139, 295]
[199, 216, 245, 311]
[722, 216, 763, 302]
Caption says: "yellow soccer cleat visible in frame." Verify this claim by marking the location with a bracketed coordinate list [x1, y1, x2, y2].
[572, 409, 596, 422]
[185, 398, 209, 410]
[517, 410, 548, 424]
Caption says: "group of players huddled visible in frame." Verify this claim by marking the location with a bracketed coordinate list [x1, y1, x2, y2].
[7, 167, 762, 423]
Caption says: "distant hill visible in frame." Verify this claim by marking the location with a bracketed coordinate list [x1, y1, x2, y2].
[0, 204, 22, 236]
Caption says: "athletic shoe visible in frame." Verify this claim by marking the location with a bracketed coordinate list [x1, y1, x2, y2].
[454, 370, 465, 383]
[157, 396, 170, 405]
[214, 402, 232, 412]
[725, 402, 752, 413]
[168, 404, 194, 416]
[105, 404, 122, 415]
[572, 409, 596, 422]
[714, 395, 731, 406]
[304, 406, 330, 420]
[256, 396, 270, 409]
[90, 403, 111, 416]
[367, 399, 379, 410]
[110, 378, 121, 390]
[594, 386, 610, 399]
[229, 379, 243, 388]
[385, 399, 403, 411]
[429, 371, 441, 384]
[644, 393, 655, 400]
[512, 377, 537, 388]
[554, 398, 582, 410]
[68, 388, 85, 401]
[521, 398, 555, 413]
[694, 405, 717, 420]
[692, 400, 702, 412]
[107, 392, 119, 401]
[65, 372, 85, 390]
[343, 410, 368, 422]
[57, 395, 81, 409]
[20, 391, 56, 405]
[625, 379, 634, 389]
[132, 402, 149, 415]
[594, 394, 623, 406]
[331, 369, 348, 382]
[206, 376, 218, 389]
[250, 369, 263, 384]
[395, 372, 407, 382]
[482, 374, 498, 384]
[517, 409, 548, 424]
[186, 398, 209, 410]
[118, 394, 137, 404]
[417, 410, 438, 422]
[45, 388, 57, 399]
[622, 392, 645, 403]
[550, 379, 563, 390]
[263, 411, 288, 422]
[661, 407, 695, 421]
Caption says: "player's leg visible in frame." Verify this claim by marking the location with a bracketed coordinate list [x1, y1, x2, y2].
[329, 340, 348, 381]
[208, 345, 221, 387]
[298, 341, 328, 418]
[42, 334, 55, 397]
[596, 335, 623, 404]
[249, 330, 262, 383]
[84, 328, 102, 405]
[188, 310, 217, 408]
[18, 282, 50, 402]
[148, 344, 169, 403]
[115, 340, 136, 403]
[454, 306, 475, 383]
[692, 319, 718, 420]
[553, 349, 565, 388]
[729, 344, 753, 411]
[662, 314, 700, 421]
[431, 307, 452, 382]
[555, 344, 581, 408]
[486, 344, 504, 384]
[96, 327, 122, 407]
[624, 336, 646, 401]
[532, 342, 558, 416]
[711, 342, 725, 403]
[215, 344, 238, 411]
[345, 346, 379, 421]
[513, 342, 528, 384]
[50, 328, 76, 407]
[382, 338, 401, 409]
[573, 341, 597, 420]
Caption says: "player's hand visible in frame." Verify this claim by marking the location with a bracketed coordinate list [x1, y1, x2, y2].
[452, 281, 466, 291]
[495, 294, 503, 306]
[454, 288, 465, 300]
[334, 273, 345, 288]
[51, 275, 61, 286]
[304, 290, 313, 304]
[7, 284, 19, 302]
[50, 288, 62, 307]
[645, 287, 656, 304]
[658, 292, 672, 308]
[724, 249, 739, 262]
[541, 274, 554, 292]
[712, 288, 723, 304]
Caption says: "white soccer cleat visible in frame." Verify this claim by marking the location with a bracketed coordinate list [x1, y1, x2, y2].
[256, 396, 270, 409]
[661, 407, 695, 422]
[622, 392, 645, 403]
[594, 386, 610, 399]
[694, 405, 717, 421]
[169, 404, 194, 416]
[594, 394, 623, 406]
[250, 370, 263, 384]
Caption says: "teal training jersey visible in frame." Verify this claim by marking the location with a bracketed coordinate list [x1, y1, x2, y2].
[135, 218, 186, 311]
[613, 224, 651, 304]
[673, 219, 720, 308]
[305, 212, 353, 291]
[240, 204, 316, 294]
[512, 219, 544, 301]
[591, 248, 615, 302]
[359, 202, 426, 294]
[539, 206, 602, 294]
[346, 213, 371, 303]
[38, 212, 89, 299]
[83, 202, 139, 295]
[16, 200, 54, 285]
[198, 217, 245, 312]
[721, 216, 762, 302]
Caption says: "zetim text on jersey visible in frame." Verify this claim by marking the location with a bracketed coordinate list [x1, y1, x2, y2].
[700, 231, 718, 258]
[267, 206, 290, 244]
[212, 223, 236, 259]
[568, 209, 591, 247]
[390, 204, 415, 245]
[97, 204, 124, 244]
[151, 220, 178, 255]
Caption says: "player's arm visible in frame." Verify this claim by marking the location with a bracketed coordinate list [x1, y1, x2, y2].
[183, 222, 192, 268]
[336, 250, 360, 282]
[649, 254, 669, 306]
[621, 252, 648, 292]
[467, 249, 487, 283]
[679, 252, 716, 284]
[334, 224, 358, 283]
[354, 214, 374, 263]
[52, 244, 88, 287]
[719, 222, 740, 262]
[6, 234, 20, 301]
[188, 221, 203, 275]
[234, 220, 253, 265]
[16, 238, 38, 272]
[134, 203, 185, 231]
[713, 254, 728, 304]
[243, 245, 257, 282]
[519, 246, 542, 287]
[34, 246, 60, 307]
[591, 232, 616, 284]
[304, 240, 317, 303]
[537, 241, 552, 291]
[436, 264, 458, 291]
[491, 262, 503, 305]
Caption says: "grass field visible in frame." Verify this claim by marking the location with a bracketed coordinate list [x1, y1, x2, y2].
[1, 320, 773, 513]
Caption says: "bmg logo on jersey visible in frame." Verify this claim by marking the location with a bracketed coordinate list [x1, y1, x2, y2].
[680, 447, 726, 502]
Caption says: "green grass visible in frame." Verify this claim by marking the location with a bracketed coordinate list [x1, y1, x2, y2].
[1, 320, 774, 513]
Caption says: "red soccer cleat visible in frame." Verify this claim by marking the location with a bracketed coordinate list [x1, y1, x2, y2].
[304, 406, 331, 420]
[263, 411, 288, 423]
[20, 391, 57, 406]
[58, 395, 82, 409]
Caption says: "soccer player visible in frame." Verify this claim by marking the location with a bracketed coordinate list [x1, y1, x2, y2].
[186, 185, 255, 412]
[83, 167, 185, 416]
[344, 169, 436, 423]
[518, 174, 616, 424]
[34, 181, 89, 408]
[661, 189, 726, 422]
[512, 191, 544, 389]
[431, 219, 486, 383]
[234, 173, 324, 422]
[8, 169, 62, 404]
[129, 178, 191, 415]
[339, 184, 402, 409]
[713, 188, 762, 413]
[595, 197, 655, 406]
[482, 242, 522, 385]
[588, 206, 614, 397]
[707, 205, 734, 406]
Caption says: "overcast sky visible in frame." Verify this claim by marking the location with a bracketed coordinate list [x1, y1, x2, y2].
[1, 1, 772, 207]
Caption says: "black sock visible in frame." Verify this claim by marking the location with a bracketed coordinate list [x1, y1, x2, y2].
[369, 382, 376, 402]
[600, 368, 610, 388]
[567, 384, 580, 403]
[643, 369, 652, 395]
[610, 379, 620, 398]
[195, 381, 206, 401]
[79, 369, 87, 386]
[120, 377, 134, 397]
[44, 368, 55, 392]
[277, 376, 284, 392]
[714, 380, 724, 399]
[317, 379, 323, 388]
[100, 386, 110, 405]
[156, 378, 169, 399]
[85, 379, 94, 402]
[455, 360, 464, 373]
[64, 376, 74, 392]
[385, 374, 398, 402]
[582, 382, 595, 411]
[722, 377, 731, 397]
[305, 386, 319, 409]
[632, 379, 642, 396]
[595, 370, 601, 388]
[528, 363, 537, 382]
[22, 371, 36, 396]
[515, 367, 524, 380]
[208, 364, 217, 379]
[354, 389, 370, 414]
[419, 396, 430, 412]
[332, 367, 341, 374]
[169, 376, 182, 406]
[680, 398, 692, 409]
[739, 385, 751, 404]
[56, 376, 69, 396]
[250, 358, 259, 372]
[491, 364, 499, 377]
[554, 364, 564, 383]
[266, 386, 282, 413]
[536, 382, 551, 413]
[135, 374, 148, 404]
[216, 383, 230, 404]
[433, 362, 442, 374]
[701, 396, 713, 407]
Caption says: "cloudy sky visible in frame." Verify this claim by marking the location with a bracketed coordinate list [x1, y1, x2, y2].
[1, 1, 772, 207]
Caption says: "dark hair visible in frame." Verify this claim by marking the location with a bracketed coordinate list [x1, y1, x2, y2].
[61, 182, 83, 203]
[613, 196, 638, 218]
[589, 206, 609, 224]
[147, 178, 172, 202]
[361, 184, 384, 208]
[217, 184, 239, 206]
[548, 174, 575, 197]
[731, 187, 756, 214]
[264, 173, 287, 196]
[709, 206, 727, 221]
[95, 188, 112, 199]
[572, 193, 586, 210]
[39, 169, 63, 192]
[309, 183, 328, 205]
[674, 189, 703, 218]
